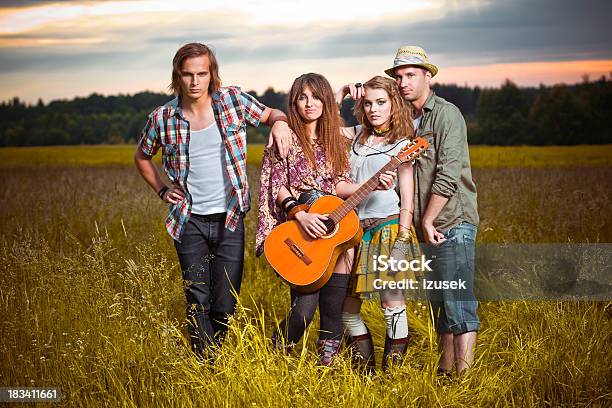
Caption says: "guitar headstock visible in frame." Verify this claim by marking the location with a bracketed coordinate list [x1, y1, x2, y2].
[396, 137, 429, 163]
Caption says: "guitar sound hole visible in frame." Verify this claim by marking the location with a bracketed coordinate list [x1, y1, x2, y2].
[323, 219, 336, 234]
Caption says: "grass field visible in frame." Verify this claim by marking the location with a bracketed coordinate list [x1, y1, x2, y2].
[0, 143, 611, 168]
[1, 145, 611, 407]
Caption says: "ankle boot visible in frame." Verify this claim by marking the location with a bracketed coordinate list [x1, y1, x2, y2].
[316, 339, 342, 366]
[381, 335, 409, 372]
[346, 331, 375, 374]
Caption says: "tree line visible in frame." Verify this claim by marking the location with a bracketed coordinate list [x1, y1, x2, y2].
[1, 76, 610, 147]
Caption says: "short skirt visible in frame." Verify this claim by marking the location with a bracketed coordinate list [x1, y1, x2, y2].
[350, 216, 421, 299]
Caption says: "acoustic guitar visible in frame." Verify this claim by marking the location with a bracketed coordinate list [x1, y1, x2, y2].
[264, 137, 429, 293]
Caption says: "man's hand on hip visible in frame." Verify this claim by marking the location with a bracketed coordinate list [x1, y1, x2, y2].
[162, 186, 185, 205]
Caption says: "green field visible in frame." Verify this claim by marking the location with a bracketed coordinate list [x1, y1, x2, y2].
[1, 145, 611, 406]
[1, 143, 611, 168]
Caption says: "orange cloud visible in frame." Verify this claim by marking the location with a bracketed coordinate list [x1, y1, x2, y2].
[0, 37, 105, 47]
[435, 60, 612, 87]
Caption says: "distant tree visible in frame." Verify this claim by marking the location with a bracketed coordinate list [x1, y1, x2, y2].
[433, 83, 480, 118]
[1, 125, 25, 146]
[0, 82, 608, 147]
[340, 99, 357, 126]
[261, 87, 287, 111]
[477, 80, 530, 144]
[529, 80, 612, 145]
[529, 85, 581, 145]
[466, 121, 484, 144]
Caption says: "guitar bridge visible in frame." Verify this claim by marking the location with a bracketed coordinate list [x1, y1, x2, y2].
[283, 238, 312, 265]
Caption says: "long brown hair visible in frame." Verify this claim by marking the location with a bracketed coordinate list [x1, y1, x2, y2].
[288, 73, 349, 176]
[353, 75, 414, 145]
[169, 43, 221, 96]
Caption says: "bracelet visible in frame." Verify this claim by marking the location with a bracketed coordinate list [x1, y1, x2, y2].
[158, 186, 169, 200]
[399, 208, 413, 213]
[393, 238, 412, 245]
[281, 196, 298, 210]
[396, 230, 412, 241]
[285, 201, 299, 214]
[287, 204, 309, 221]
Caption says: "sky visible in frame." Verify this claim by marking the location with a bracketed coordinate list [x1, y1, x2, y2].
[0, 0, 611, 103]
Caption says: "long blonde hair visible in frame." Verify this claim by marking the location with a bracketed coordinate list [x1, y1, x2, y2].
[353, 75, 414, 145]
[288, 73, 349, 176]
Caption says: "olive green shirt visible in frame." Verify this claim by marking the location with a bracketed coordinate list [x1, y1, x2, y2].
[413, 91, 479, 241]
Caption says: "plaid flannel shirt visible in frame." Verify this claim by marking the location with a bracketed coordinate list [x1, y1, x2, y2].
[138, 86, 266, 241]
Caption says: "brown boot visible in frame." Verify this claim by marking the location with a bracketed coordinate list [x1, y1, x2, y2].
[346, 331, 375, 375]
[381, 335, 409, 372]
[316, 339, 342, 366]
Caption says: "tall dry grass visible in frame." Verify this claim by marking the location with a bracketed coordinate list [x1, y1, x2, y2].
[0, 147, 611, 407]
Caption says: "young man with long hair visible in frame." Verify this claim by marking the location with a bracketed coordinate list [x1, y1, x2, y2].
[135, 42, 290, 358]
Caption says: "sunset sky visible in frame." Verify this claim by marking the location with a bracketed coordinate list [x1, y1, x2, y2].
[0, 0, 610, 103]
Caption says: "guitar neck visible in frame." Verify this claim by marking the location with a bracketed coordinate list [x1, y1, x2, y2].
[330, 156, 403, 223]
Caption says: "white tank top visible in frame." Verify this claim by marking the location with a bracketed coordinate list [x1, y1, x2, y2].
[187, 123, 232, 215]
[349, 125, 410, 219]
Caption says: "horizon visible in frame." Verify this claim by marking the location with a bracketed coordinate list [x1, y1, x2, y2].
[1, 0, 611, 104]
[4, 74, 609, 106]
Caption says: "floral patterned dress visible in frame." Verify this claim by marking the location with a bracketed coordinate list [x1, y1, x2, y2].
[255, 133, 350, 257]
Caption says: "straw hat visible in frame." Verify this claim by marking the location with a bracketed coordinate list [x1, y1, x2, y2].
[384, 45, 438, 78]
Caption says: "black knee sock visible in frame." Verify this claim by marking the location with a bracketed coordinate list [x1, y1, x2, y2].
[318, 274, 350, 340]
[279, 289, 319, 344]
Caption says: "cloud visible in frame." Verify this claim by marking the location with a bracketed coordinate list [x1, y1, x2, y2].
[147, 33, 231, 44]
[0, 0, 134, 7]
[2, 0, 610, 64]
[0, 9, 251, 72]
[141, 0, 612, 67]
[314, 0, 612, 64]
[0, 0, 610, 102]
[0, 48, 139, 71]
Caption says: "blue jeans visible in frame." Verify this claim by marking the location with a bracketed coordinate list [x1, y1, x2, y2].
[174, 212, 244, 356]
[425, 222, 480, 335]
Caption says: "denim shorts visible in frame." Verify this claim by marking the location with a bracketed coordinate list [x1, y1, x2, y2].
[424, 222, 480, 335]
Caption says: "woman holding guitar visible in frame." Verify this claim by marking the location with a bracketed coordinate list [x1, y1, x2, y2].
[256, 73, 396, 365]
[336, 76, 421, 373]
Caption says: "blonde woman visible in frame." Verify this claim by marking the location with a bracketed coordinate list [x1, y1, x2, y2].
[337, 76, 420, 373]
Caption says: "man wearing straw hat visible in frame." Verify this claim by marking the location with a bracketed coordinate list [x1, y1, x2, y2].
[338, 46, 480, 376]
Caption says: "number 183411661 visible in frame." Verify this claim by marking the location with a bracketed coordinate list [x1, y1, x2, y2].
[0, 387, 61, 402]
